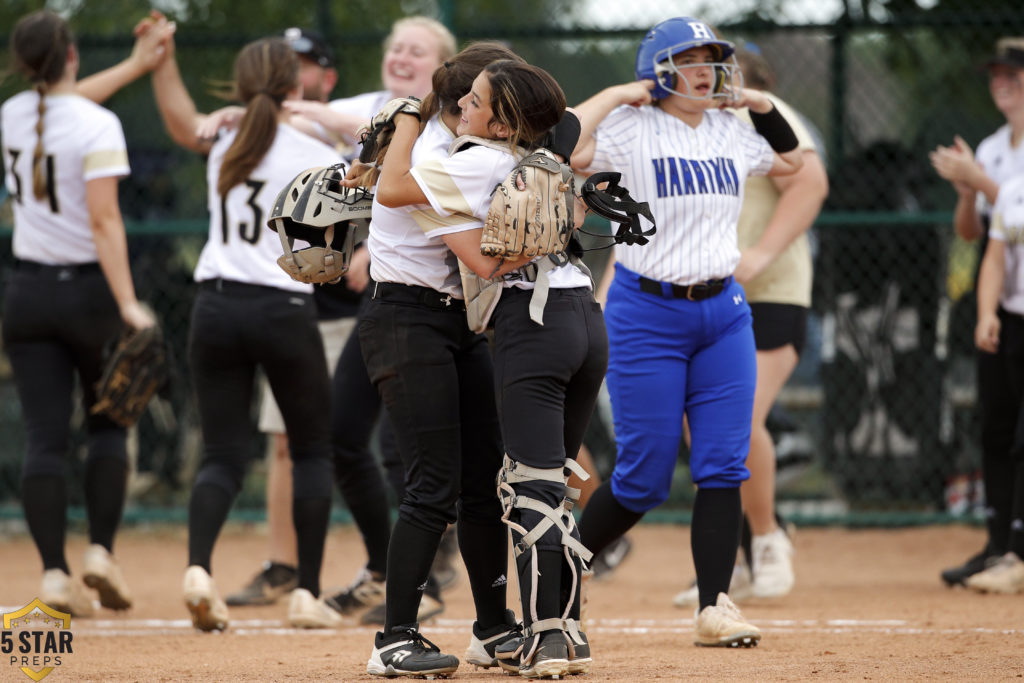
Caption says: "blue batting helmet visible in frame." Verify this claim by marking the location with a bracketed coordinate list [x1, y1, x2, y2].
[635, 17, 737, 101]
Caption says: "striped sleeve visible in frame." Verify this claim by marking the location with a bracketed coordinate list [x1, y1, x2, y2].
[592, 106, 642, 171]
[83, 109, 130, 181]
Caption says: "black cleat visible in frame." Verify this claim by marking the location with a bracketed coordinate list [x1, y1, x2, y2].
[366, 624, 459, 678]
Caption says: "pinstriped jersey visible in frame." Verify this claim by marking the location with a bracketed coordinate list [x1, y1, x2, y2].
[989, 174, 1024, 316]
[2, 92, 130, 264]
[591, 105, 774, 285]
[975, 125, 1024, 222]
[193, 123, 341, 292]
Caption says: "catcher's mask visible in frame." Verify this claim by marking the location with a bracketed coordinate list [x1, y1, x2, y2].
[580, 172, 656, 247]
[267, 164, 373, 284]
[636, 17, 741, 102]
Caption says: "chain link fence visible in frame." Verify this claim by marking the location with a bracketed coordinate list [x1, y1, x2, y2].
[2, 2, 1022, 522]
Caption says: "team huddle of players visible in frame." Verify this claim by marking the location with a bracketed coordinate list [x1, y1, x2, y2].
[52, 7, 1024, 680]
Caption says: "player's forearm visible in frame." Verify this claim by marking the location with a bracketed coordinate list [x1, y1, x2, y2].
[78, 59, 147, 105]
[570, 88, 626, 172]
[976, 241, 1005, 318]
[151, 56, 205, 152]
[595, 251, 616, 306]
[443, 230, 529, 279]
[89, 205, 139, 313]
[973, 173, 999, 206]
[952, 193, 984, 242]
[756, 152, 828, 259]
[375, 116, 424, 207]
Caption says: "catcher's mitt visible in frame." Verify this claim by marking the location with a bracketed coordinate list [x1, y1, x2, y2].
[91, 323, 170, 428]
[481, 149, 575, 259]
[358, 96, 422, 164]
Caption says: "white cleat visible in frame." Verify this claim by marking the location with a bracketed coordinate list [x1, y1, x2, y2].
[751, 528, 795, 598]
[83, 544, 133, 610]
[288, 587, 344, 628]
[693, 592, 761, 648]
[183, 565, 229, 632]
[41, 568, 95, 618]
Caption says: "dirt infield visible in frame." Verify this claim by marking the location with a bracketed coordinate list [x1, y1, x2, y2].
[1, 522, 1021, 681]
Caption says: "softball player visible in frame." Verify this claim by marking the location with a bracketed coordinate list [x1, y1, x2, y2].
[674, 46, 830, 607]
[344, 45, 539, 679]
[930, 36, 1024, 587]
[283, 16, 456, 154]
[571, 16, 803, 647]
[966, 172, 1024, 594]
[371, 58, 602, 679]
[149, 35, 342, 631]
[2, 10, 155, 617]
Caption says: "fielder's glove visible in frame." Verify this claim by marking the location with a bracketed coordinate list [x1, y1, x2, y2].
[91, 321, 170, 428]
[481, 149, 575, 259]
[359, 96, 422, 164]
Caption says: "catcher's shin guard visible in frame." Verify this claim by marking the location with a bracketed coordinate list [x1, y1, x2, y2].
[497, 455, 594, 631]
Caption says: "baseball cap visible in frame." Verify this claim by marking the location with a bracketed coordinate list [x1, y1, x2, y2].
[985, 37, 1024, 69]
[283, 27, 334, 68]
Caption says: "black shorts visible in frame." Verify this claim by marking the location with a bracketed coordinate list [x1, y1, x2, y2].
[749, 302, 807, 355]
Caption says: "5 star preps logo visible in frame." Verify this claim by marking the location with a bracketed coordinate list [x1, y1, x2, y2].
[2, 599, 74, 681]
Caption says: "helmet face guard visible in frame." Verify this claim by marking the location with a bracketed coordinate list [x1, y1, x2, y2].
[651, 46, 742, 102]
[267, 164, 373, 284]
[636, 17, 741, 102]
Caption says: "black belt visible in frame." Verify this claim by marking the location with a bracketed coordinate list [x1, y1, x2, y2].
[371, 280, 465, 312]
[13, 259, 101, 279]
[638, 275, 730, 301]
[199, 278, 286, 296]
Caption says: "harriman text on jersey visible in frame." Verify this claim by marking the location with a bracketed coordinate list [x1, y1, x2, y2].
[651, 157, 740, 198]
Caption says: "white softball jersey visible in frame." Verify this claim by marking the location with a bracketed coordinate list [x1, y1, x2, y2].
[975, 125, 1024, 221]
[590, 105, 774, 285]
[193, 123, 341, 292]
[989, 173, 1024, 316]
[366, 115, 465, 295]
[411, 141, 592, 293]
[2, 92, 130, 264]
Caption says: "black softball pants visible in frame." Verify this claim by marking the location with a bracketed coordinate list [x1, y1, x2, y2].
[978, 308, 1024, 557]
[359, 285, 507, 631]
[492, 285, 608, 631]
[330, 294, 398, 577]
[187, 280, 333, 594]
[492, 286, 609, 551]
[3, 263, 127, 570]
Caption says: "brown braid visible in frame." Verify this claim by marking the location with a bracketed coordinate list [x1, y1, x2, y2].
[9, 11, 73, 201]
[32, 82, 49, 200]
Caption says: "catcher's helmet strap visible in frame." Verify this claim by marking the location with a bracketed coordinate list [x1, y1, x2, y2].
[580, 172, 656, 246]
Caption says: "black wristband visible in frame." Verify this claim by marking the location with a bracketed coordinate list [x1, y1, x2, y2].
[749, 105, 799, 154]
[546, 111, 582, 162]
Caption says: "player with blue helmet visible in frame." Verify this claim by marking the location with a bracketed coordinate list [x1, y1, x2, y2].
[571, 16, 804, 648]
[634, 16, 742, 102]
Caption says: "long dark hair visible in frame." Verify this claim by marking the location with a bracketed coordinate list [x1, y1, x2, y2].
[10, 10, 74, 201]
[356, 41, 526, 185]
[217, 38, 298, 196]
[481, 60, 566, 153]
[419, 41, 524, 122]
